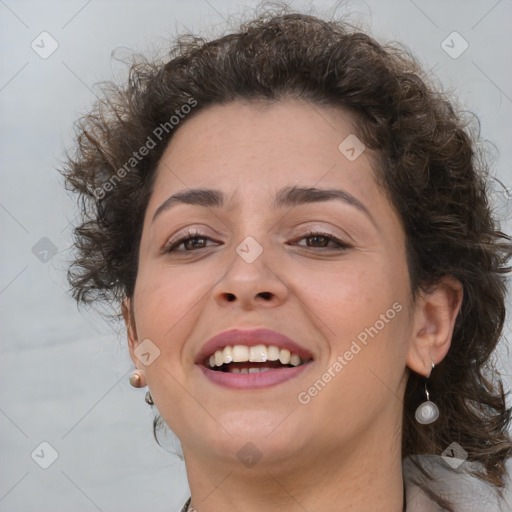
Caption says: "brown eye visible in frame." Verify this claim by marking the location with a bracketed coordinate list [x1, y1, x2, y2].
[163, 230, 218, 253]
[294, 231, 352, 250]
[304, 234, 330, 247]
[182, 236, 208, 250]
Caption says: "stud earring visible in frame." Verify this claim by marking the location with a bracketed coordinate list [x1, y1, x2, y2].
[129, 368, 146, 388]
[414, 362, 439, 425]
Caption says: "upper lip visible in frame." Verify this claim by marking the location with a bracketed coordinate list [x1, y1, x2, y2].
[195, 328, 315, 365]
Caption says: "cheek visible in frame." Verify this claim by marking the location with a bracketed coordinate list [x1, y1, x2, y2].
[296, 259, 408, 430]
[132, 263, 211, 355]
[293, 253, 410, 412]
[291, 255, 405, 343]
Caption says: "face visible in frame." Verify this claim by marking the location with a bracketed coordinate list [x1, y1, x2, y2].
[125, 99, 416, 471]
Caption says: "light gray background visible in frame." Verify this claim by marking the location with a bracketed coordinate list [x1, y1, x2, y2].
[1, 1, 511, 511]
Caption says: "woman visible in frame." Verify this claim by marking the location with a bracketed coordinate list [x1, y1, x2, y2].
[61, 6, 512, 512]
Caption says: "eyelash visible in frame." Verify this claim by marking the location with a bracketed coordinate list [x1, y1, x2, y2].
[162, 229, 352, 253]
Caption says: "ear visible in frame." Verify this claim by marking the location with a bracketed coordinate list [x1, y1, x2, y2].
[122, 297, 140, 367]
[406, 276, 463, 377]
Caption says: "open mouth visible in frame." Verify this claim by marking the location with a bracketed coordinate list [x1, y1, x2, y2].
[204, 344, 312, 373]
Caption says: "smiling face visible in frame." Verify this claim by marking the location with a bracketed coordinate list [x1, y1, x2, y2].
[124, 98, 421, 472]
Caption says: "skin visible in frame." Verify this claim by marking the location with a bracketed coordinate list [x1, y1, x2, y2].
[123, 99, 463, 512]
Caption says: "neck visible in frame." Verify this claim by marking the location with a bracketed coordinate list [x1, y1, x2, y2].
[183, 426, 405, 512]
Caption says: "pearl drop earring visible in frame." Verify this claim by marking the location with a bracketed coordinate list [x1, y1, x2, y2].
[414, 362, 439, 425]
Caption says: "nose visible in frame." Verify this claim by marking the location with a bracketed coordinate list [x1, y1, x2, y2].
[212, 239, 290, 310]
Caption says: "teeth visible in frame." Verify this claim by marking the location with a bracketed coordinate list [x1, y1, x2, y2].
[290, 354, 301, 367]
[249, 345, 267, 363]
[223, 346, 233, 364]
[231, 367, 273, 374]
[267, 346, 280, 361]
[279, 349, 291, 365]
[215, 350, 224, 367]
[232, 345, 249, 362]
[206, 344, 307, 369]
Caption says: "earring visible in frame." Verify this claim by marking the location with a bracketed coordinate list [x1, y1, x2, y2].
[414, 362, 439, 425]
[129, 368, 146, 388]
[129, 369, 154, 406]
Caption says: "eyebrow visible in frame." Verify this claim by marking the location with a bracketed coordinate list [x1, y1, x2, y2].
[152, 185, 376, 227]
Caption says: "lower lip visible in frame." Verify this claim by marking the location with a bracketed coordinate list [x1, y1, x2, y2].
[198, 363, 312, 390]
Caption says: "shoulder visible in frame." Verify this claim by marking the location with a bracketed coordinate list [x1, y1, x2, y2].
[403, 454, 512, 512]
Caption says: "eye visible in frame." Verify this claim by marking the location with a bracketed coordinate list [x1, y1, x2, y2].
[162, 229, 352, 254]
[293, 231, 352, 250]
[163, 229, 219, 253]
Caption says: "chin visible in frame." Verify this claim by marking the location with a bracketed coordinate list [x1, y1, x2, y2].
[197, 410, 312, 465]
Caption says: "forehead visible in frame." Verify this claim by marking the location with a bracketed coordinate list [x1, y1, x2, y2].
[149, 99, 382, 209]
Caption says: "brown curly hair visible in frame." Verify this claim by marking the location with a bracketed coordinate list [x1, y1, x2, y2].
[60, 5, 512, 510]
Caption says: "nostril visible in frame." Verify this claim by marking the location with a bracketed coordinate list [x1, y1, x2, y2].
[258, 292, 272, 300]
[226, 293, 236, 302]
